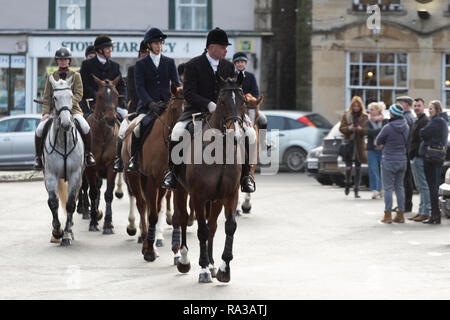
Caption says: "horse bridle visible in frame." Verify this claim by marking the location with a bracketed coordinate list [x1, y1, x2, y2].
[218, 87, 245, 134]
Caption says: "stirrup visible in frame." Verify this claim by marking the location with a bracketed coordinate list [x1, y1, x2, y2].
[113, 157, 123, 173]
[127, 156, 139, 173]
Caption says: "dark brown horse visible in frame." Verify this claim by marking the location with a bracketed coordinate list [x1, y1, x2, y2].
[172, 74, 247, 283]
[85, 75, 120, 234]
[122, 84, 184, 261]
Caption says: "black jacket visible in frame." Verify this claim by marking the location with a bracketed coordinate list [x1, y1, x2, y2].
[79, 56, 127, 110]
[365, 118, 388, 150]
[238, 70, 259, 98]
[179, 52, 235, 122]
[408, 113, 430, 159]
[126, 65, 138, 114]
[134, 54, 180, 115]
[419, 112, 449, 157]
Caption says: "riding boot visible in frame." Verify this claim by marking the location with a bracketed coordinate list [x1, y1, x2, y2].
[345, 168, 352, 196]
[33, 135, 43, 170]
[82, 130, 96, 167]
[241, 137, 256, 193]
[354, 167, 361, 198]
[113, 138, 123, 172]
[127, 133, 140, 173]
[162, 141, 178, 190]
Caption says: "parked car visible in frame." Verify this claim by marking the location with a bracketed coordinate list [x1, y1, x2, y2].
[318, 121, 345, 186]
[306, 145, 333, 185]
[263, 110, 332, 172]
[0, 114, 41, 170]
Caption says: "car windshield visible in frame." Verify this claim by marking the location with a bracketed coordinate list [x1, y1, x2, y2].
[325, 122, 343, 139]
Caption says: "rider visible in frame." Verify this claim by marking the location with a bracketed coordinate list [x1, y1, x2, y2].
[34, 47, 96, 170]
[161, 27, 257, 193]
[233, 51, 270, 150]
[79, 45, 97, 115]
[124, 27, 181, 173]
[112, 40, 149, 172]
[79, 35, 128, 120]
[85, 45, 96, 60]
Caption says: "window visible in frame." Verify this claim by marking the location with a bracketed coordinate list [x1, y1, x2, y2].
[306, 114, 333, 129]
[0, 119, 21, 133]
[286, 118, 307, 130]
[347, 52, 408, 108]
[49, 0, 90, 30]
[352, 0, 402, 12]
[442, 54, 450, 109]
[169, 0, 211, 31]
[19, 118, 40, 132]
[0, 55, 26, 117]
[267, 116, 287, 131]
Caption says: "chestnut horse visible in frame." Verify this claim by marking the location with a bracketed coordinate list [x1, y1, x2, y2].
[121, 85, 184, 261]
[85, 75, 120, 234]
[172, 74, 248, 283]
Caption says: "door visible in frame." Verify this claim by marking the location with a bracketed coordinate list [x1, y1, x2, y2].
[0, 118, 21, 164]
[12, 118, 40, 164]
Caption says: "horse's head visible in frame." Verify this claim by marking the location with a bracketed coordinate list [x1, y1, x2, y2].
[244, 93, 264, 125]
[167, 83, 184, 126]
[216, 73, 246, 135]
[49, 74, 74, 132]
[93, 74, 120, 127]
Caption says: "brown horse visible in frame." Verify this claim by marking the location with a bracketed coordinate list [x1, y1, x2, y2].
[172, 74, 248, 283]
[85, 75, 120, 234]
[122, 85, 184, 261]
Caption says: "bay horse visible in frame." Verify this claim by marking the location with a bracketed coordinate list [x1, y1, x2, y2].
[85, 75, 120, 234]
[121, 84, 184, 261]
[41, 75, 84, 246]
[239, 93, 264, 214]
[172, 74, 248, 283]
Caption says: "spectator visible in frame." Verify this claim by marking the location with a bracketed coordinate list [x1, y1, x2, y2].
[376, 104, 409, 224]
[408, 98, 431, 222]
[339, 96, 368, 198]
[178, 63, 185, 84]
[365, 101, 388, 199]
[419, 100, 449, 224]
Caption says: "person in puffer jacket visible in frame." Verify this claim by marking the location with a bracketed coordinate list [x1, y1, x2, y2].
[418, 100, 449, 224]
[375, 104, 410, 224]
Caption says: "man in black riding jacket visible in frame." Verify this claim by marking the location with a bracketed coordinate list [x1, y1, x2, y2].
[79, 35, 127, 118]
[161, 27, 256, 193]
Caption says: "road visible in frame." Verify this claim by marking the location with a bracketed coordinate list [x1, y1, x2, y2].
[2, 172, 450, 300]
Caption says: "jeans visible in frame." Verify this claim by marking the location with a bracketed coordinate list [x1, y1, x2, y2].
[423, 161, 442, 220]
[410, 157, 431, 216]
[381, 160, 407, 212]
[367, 150, 382, 191]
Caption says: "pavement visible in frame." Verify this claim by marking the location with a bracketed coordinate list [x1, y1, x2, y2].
[0, 170, 43, 183]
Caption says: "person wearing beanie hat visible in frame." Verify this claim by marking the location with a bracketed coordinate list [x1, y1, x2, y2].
[375, 104, 410, 224]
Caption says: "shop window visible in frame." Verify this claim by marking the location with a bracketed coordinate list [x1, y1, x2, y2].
[169, 0, 212, 31]
[0, 55, 26, 117]
[347, 52, 408, 108]
[442, 54, 450, 108]
[49, 0, 91, 30]
[352, 0, 402, 12]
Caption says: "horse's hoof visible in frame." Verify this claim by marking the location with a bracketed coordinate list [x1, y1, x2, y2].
[82, 212, 90, 220]
[156, 239, 164, 247]
[143, 252, 158, 262]
[103, 227, 114, 235]
[89, 224, 100, 232]
[127, 227, 137, 236]
[242, 205, 251, 214]
[115, 191, 124, 199]
[216, 268, 231, 283]
[60, 238, 71, 247]
[137, 236, 143, 244]
[96, 209, 103, 221]
[198, 272, 213, 283]
[177, 262, 191, 274]
[209, 267, 217, 278]
[50, 236, 61, 244]
[52, 229, 64, 239]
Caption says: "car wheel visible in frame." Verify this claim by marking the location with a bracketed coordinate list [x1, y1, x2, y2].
[316, 174, 333, 185]
[283, 147, 307, 172]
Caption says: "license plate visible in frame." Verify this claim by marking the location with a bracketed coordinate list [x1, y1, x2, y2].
[325, 163, 337, 169]
[308, 162, 318, 169]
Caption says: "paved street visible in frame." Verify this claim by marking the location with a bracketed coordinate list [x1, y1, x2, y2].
[2, 172, 450, 300]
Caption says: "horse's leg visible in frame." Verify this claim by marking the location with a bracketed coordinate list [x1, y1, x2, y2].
[46, 175, 63, 242]
[136, 174, 148, 244]
[115, 172, 124, 199]
[188, 196, 195, 227]
[126, 191, 137, 236]
[242, 192, 252, 214]
[61, 173, 81, 246]
[142, 177, 159, 262]
[95, 178, 103, 221]
[172, 188, 190, 272]
[207, 201, 222, 278]
[193, 196, 212, 283]
[80, 175, 90, 219]
[216, 192, 239, 283]
[165, 190, 173, 225]
[86, 168, 100, 231]
[103, 168, 116, 235]
[155, 188, 166, 247]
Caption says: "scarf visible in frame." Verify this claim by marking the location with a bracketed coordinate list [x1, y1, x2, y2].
[58, 66, 69, 80]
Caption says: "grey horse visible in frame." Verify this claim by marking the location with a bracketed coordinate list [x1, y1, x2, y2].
[42, 75, 85, 246]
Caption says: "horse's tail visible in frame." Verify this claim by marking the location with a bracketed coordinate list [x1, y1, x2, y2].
[57, 179, 68, 215]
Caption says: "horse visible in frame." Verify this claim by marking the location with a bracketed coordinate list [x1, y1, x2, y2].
[41, 75, 85, 246]
[172, 74, 248, 283]
[84, 75, 120, 234]
[239, 93, 264, 214]
[121, 84, 184, 260]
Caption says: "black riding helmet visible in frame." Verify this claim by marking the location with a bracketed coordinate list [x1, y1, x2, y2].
[55, 47, 72, 64]
[85, 45, 96, 58]
[144, 27, 167, 44]
[94, 35, 114, 51]
[206, 27, 231, 48]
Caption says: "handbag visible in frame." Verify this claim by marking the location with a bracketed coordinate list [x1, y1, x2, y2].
[338, 139, 354, 158]
[424, 146, 447, 164]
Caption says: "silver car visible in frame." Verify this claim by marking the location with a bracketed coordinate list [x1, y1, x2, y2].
[0, 114, 41, 169]
[263, 110, 332, 172]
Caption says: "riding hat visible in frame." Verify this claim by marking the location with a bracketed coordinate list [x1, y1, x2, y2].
[85, 45, 96, 57]
[55, 47, 72, 60]
[206, 27, 231, 47]
[233, 52, 248, 63]
[94, 35, 114, 50]
[144, 28, 167, 44]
